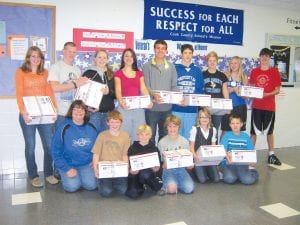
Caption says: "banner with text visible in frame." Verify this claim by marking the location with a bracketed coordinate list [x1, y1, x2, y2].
[73, 28, 134, 52]
[143, 0, 244, 45]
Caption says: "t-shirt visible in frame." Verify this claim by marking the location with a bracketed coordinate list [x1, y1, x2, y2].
[203, 70, 228, 98]
[92, 130, 130, 161]
[48, 60, 81, 115]
[114, 70, 143, 97]
[158, 135, 189, 161]
[249, 67, 281, 112]
[228, 76, 246, 107]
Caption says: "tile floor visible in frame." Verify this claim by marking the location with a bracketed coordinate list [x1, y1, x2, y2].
[1, 148, 300, 225]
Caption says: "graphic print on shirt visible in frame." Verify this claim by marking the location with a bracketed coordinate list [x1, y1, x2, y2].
[178, 75, 196, 93]
[256, 74, 270, 87]
[72, 138, 92, 147]
[227, 138, 248, 150]
[61, 72, 78, 101]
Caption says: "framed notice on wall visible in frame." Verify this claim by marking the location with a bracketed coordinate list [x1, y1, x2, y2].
[0, 2, 56, 97]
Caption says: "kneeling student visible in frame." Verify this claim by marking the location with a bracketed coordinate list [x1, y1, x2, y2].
[220, 114, 258, 185]
[189, 108, 219, 183]
[158, 115, 194, 194]
[126, 124, 163, 199]
[92, 110, 130, 197]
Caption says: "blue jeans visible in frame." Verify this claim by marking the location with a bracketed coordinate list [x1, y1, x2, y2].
[162, 168, 194, 194]
[19, 114, 54, 179]
[173, 111, 197, 139]
[97, 177, 128, 197]
[118, 107, 145, 142]
[223, 165, 258, 185]
[145, 110, 171, 144]
[59, 164, 97, 192]
[55, 115, 66, 130]
[89, 111, 108, 134]
[194, 165, 220, 183]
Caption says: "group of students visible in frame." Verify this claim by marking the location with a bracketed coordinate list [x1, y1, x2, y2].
[15, 39, 282, 197]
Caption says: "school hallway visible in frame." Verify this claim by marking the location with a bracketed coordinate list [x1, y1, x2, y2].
[1, 147, 299, 225]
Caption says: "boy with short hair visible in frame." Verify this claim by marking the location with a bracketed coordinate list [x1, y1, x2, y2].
[158, 115, 194, 194]
[143, 39, 179, 144]
[250, 48, 282, 165]
[173, 44, 204, 139]
[221, 114, 259, 185]
[126, 124, 163, 199]
[92, 110, 130, 197]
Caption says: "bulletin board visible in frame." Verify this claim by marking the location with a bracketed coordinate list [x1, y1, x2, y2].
[0, 2, 56, 97]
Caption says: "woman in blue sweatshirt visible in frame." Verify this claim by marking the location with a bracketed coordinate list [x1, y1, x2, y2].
[52, 100, 98, 192]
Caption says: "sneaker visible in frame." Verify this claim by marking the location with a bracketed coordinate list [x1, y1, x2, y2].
[46, 175, 59, 185]
[157, 188, 166, 196]
[268, 154, 282, 165]
[31, 177, 44, 187]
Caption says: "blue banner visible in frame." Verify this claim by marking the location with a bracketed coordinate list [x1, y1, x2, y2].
[143, 0, 244, 45]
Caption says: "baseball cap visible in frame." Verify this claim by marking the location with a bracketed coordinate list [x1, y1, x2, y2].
[259, 48, 273, 57]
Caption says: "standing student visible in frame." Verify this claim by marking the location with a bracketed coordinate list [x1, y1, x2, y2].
[126, 124, 163, 199]
[158, 115, 194, 195]
[173, 44, 204, 139]
[189, 108, 219, 183]
[115, 48, 152, 142]
[16, 46, 58, 187]
[221, 56, 248, 136]
[203, 51, 229, 139]
[48, 42, 88, 126]
[143, 39, 179, 144]
[51, 100, 98, 192]
[82, 49, 115, 133]
[250, 48, 282, 165]
[92, 110, 130, 197]
[221, 114, 258, 185]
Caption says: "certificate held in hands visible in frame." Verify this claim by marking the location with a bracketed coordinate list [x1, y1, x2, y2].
[196, 145, 226, 166]
[75, 80, 105, 109]
[231, 150, 257, 165]
[183, 94, 211, 106]
[154, 90, 183, 104]
[239, 86, 264, 99]
[23, 96, 57, 125]
[98, 161, 128, 178]
[129, 152, 160, 171]
[122, 96, 151, 109]
[209, 98, 233, 115]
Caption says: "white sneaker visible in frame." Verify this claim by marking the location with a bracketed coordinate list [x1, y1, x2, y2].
[46, 175, 59, 185]
[31, 177, 44, 187]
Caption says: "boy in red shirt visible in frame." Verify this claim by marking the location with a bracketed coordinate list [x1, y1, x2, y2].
[250, 48, 282, 165]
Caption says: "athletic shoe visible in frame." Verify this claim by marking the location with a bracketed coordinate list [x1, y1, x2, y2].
[157, 188, 166, 196]
[268, 154, 282, 165]
[46, 175, 59, 185]
[31, 177, 44, 187]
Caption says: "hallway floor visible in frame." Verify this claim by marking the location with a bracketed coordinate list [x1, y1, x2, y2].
[1, 148, 300, 225]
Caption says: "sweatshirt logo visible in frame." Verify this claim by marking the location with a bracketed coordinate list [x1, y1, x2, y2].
[72, 138, 91, 147]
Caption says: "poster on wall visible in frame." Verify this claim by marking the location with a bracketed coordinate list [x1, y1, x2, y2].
[73, 28, 134, 52]
[143, 0, 244, 45]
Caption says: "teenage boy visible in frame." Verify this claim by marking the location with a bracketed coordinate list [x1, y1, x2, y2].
[48, 42, 88, 126]
[142, 39, 179, 144]
[250, 48, 282, 165]
[221, 114, 259, 185]
[173, 44, 204, 139]
[92, 110, 130, 197]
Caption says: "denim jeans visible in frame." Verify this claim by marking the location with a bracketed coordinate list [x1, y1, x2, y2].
[97, 177, 128, 197]
[145, 110, 171, 144]
[89, 111, 108, 134]
[172, 111, 197, 140]
[55, 115, 66, 130]
[194, 165, 220, 183]
[19, 114, 54, 179]
[59, 164, 97, 192]
[118, 107, 145, 142]
[223, 165, 258, 185]
[162, 168, 194, 194]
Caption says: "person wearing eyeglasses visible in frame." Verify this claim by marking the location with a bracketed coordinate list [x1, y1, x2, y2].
[189, 108, 219, 183]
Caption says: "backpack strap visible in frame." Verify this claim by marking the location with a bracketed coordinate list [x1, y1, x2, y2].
[61, 124, 71, 144]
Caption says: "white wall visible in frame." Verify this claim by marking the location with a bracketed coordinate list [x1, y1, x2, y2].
[1, 0, 300, 174]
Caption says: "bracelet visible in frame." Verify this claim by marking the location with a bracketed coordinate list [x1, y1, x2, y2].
[72, 80, 77, 88]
